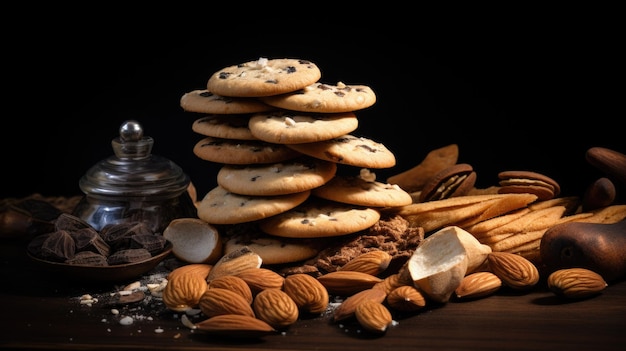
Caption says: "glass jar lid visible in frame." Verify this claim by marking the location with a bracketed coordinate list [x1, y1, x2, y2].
[78, 120, 190, 198]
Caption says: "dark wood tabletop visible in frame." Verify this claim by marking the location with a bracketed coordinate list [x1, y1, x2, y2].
[1, 237, 625, 351]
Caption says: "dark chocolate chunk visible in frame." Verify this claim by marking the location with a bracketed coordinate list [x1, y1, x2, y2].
[107, 248, 152, 265]
[40, 230, 76, 262]
[55, 213, 94, 232]
[65, 251, 109, 266]
[130, 234, 166, 255]
[100, 222, 152, 251]
[70, 227, 111, 257]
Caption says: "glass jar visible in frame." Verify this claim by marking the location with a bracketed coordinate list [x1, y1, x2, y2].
[72, 120, 197, 233]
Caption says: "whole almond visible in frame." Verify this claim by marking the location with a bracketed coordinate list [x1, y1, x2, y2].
[283, 273, 329, 314]
[162, 266, 209, 312]
[487, 251, 539, 290]
[207, 275, 253, 304]
[355, 300, 393, 334]
[206, 246, 262, 282]
[547, 268, 608, 299]
[339, 250, 392, 276]
[199, 287, 255, 318]
[253, 288, 299, 329]
[386, 285, 426, 312]
[333, 288, 387, 322]
[236, 267, 285, 294]
[194, 314, 276, 338]
[454, 271, 502, 299]
[317, 271, 383, 296]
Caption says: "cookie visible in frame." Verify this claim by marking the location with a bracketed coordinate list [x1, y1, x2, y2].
[312, 171, 413, 208]
[222, 222, 327, 265]
[197, 185, 310, 225]
[206, 58, 322, 97]
[217, 156, 337, 196]
[258, 198, 381, 238]
[193, 136, 301, 164]
[286, 134, 396, 169]
[260, 82, 376, 113]
[192, 114, 257, 140]
[180, 89, 274, 114]
[248, 110, 359, 144]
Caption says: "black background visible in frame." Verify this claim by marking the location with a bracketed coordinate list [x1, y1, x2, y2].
[3, 8, 624, 203]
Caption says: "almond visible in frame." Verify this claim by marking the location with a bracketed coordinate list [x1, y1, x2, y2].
[355, 300, 393, 334]
[253, 288, 299, 329]
[487, 251, 539, 290]
[372, 271, 411, 295]
[162, 265, 209, 312]
[333, 288, 387, 322]
[235, 267, 285, 295]
[317, 270, 383, 296]
[207, 275, 253, 304]
[283, 273, 329, 314]
[339, 250, 392, 276]
[199, 287, 255, 318]
[194, 314, 276, 338]
[454, 271, 502, 299]
[206, 246, 262, 282]
[547, 268, 607, 299]
[386, 285, 426, 312]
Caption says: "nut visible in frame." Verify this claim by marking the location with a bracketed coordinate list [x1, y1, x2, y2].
[198, 287, 255, 318]
[207, 275, 253, 304]
[252, 288, 299, 329]
[547, 268, 607, 299]
[454, 271, 502, 299]
[317, 271, 383, 296]
[194, 314, 276, 338]
[386, 285, 426, 311]
[283, 273, 329, 314]
[339, 250, 392, 276]
[333, 288, 387, 322]
[487, 251, 539, 290]
[162, 265, 210, 312]
[354, 300, 393, 334]
[235, 267, 285, 295]
[206, 246, 262, 282]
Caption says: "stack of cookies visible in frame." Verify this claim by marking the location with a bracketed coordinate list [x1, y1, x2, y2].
[180, 57, 412, 265]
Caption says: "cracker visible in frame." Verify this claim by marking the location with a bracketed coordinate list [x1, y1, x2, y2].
[387, 144, 459, 193]
[207, 58, 322, 97]
[248, 110, 359, 144]
[260, 81, 376, 113]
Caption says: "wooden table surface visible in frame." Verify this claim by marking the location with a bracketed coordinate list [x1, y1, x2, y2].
[1, 237, 625, 351]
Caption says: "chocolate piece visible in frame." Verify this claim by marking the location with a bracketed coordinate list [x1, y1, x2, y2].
[70, 227, 111, 257]
[130, 234, 167, 255]
[100, 222, 153, 251]
[65, 251, 109, 266]
[55, 213, 94, 232]
[0, 198, 62, 239]
[40, 230, 76, 262]
[107, 248, 152, 265]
